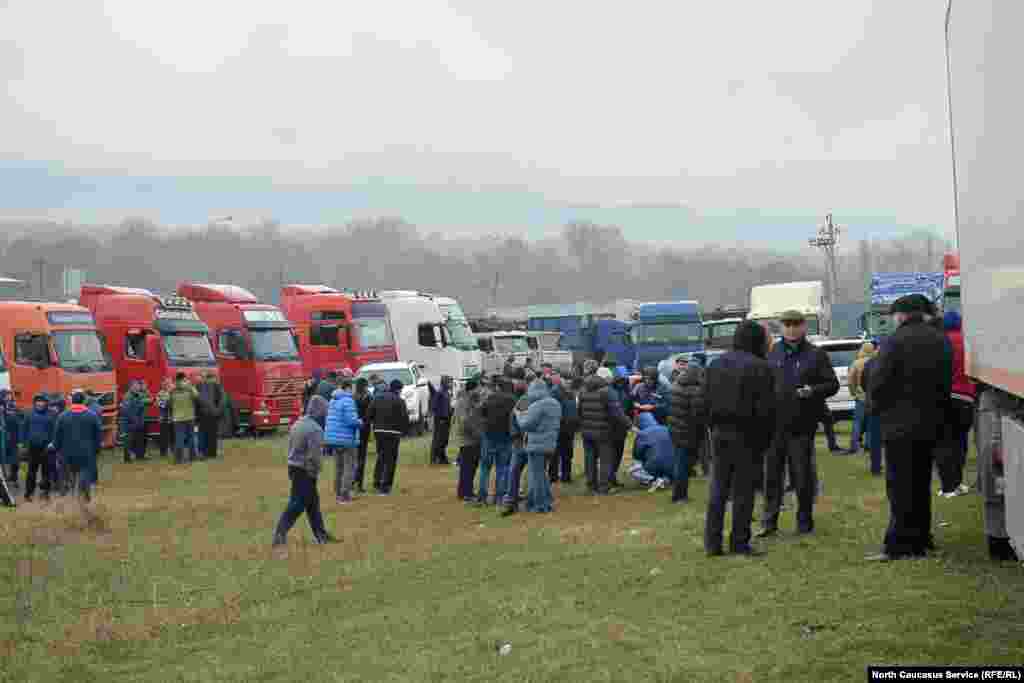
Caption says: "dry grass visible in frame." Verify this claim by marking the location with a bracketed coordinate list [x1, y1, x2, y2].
[1, 425, 1022, 683]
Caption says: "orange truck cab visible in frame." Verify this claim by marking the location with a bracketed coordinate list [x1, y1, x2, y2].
[176, 283, 305, 432]
[0, 301, 118, 446]
[78, 285, 219, 437]
[279, 285, 397, 376]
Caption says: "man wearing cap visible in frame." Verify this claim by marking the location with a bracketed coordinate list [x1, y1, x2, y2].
[759, 309, 839, 538]
[367, 378, 410, 495]
[866, 295, 952, 561]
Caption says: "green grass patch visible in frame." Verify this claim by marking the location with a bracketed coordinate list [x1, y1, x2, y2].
[1, 424, 1021, 682]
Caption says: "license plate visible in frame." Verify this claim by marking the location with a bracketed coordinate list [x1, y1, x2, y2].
[279, 417, 290, 425]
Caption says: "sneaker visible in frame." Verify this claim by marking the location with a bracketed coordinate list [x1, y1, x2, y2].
[336, 497, 352, 505]
[955, 484, 970, 496]
[648, 478, 666, 493]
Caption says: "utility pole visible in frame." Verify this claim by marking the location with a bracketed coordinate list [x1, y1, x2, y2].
[33, 258, 45, 299]
[809, 213, 841, 307]
[490, 272, 500, 309]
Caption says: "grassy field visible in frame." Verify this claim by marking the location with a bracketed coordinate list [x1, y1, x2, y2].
[1, 423, 1022, 683]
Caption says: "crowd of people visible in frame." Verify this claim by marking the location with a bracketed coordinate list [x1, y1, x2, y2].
[1, 291, 1010, 563]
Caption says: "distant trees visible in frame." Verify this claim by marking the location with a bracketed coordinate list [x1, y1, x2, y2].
[0, 217, 948, 313]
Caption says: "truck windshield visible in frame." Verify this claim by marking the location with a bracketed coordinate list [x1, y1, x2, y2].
[162, 333, 217, 367]
[494, 336, 529, 354]
[51, 331, 113, 372]
[249, 328, 300, 362]
[356, 368, 414, 387]
[630, 322, 703, 345]
[352, 317, 394, 349]
[439, 302, 480, 351]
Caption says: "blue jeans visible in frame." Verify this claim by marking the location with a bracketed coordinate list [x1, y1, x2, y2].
[526, 452, 553, 512]
[173, 421, 197, 463]
[849, 400, 866, 451]
[503, 448, 526, 507]
[479, 435, 512, 503]
[274, 467, 327, 542]
[866, 414, 882, 474]
[674, 445, 691, 498]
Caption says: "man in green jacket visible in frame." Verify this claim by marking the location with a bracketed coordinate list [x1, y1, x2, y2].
[170, 373, 199, 464]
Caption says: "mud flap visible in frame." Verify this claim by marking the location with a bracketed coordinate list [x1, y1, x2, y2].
[1001, 416, 1024, 558]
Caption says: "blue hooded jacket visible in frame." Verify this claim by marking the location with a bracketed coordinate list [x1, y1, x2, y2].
[515, 379, 562, 455]
[633, 412, 676, 479]
[325, 388, 363, 448]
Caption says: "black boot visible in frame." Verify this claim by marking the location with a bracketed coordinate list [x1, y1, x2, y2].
[988, 535, 1019, 562]
[671, 482, 688, 503]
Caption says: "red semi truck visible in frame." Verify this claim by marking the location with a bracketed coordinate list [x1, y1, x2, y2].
[279, 285, 397, 377]
[176, 283, 305, 433]
[78, 285, 219, 437]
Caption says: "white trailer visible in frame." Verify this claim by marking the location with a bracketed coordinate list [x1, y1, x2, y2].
[946, 0, 1024, 556]
[748, 281, 830, 340]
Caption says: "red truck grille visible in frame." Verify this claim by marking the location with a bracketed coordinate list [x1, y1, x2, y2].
[263, 377, 305, 397]
[276, 396, 299, 415]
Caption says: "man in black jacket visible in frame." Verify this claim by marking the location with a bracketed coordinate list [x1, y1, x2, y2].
[353, 378, 373, 493]
[866, 295, 952, 561]
[703, 321, 776, 556]
[578, 368, 632, 495]
[759, 310, 839, 538]
[478, 378, 518, 504]
[367, 379, 410, 495]
[667, 363, 708, 503]
[197, 372, 226, 460]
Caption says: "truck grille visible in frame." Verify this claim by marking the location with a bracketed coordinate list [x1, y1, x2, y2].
[276, 396, 299, 415]
[263, 377, 305, 397]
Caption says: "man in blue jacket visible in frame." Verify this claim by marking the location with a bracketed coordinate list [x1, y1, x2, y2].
[759, 310, 839, 538]
[429, 375, 453, 465]
[52, 391, 102, 502]
[325, 378, 363, 504]
[22, 394, 56, 501]
[630, 412, 676, 490]
[509, 378, 562, 514]
[0, 389, 20, 493]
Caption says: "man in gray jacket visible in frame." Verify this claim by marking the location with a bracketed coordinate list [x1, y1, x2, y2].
[273, 395, 336, 546]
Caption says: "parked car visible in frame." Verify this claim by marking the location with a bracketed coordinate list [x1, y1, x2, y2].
[355, 361, 432, 435]
[812, 338, 862, 418]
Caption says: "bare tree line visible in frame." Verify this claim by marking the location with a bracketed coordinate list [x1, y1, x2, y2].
[0, 218, 950, 314]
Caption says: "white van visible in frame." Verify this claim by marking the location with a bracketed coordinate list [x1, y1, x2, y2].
[379, 291, 469, 394]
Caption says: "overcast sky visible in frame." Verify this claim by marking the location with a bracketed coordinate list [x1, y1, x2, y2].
[0, 0, 954, 246]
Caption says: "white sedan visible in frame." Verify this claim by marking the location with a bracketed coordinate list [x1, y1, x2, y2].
[356, 361, 432, 435]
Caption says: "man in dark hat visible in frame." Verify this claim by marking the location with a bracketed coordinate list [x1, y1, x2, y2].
[367, 378, 410, 495]
[865, 294, 952, 561]
[759, 309, 838, 539]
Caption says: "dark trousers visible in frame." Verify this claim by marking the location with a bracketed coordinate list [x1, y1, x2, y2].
[672, 445, 691, 499]
[431, 417, 452, 464]
[821, 412, 839, 450]
[274, 467, 327, 542]
[372, 433, 401, 493]
[610, 433, 627, 484]
[884, 438, 937, 556]
[549, 428, 575, 482]
[355, 426, 371, 489]
[937, 399, 974, 493]
[173, 421, 196, 464]
[25, 444, 53, 499]
[159, 422, 173, 457]
[124, 429, 147, 462]
[865, 414, 883, 474]
[503, 448, 527, 507]
[457, 443, 480, 499]
[704, 429, 758, 553]
[199, 418, 219, 459]
[582, 437, 614, 494]
[762, 433, 816, 532]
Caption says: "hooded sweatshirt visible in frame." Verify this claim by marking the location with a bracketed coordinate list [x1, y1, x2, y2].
[288, 395, 328, 477]
[847, 342, 876, 402]
[944, 311, 976, 403]
[515, 379, 562, 454]
[22, 400, 55, 449]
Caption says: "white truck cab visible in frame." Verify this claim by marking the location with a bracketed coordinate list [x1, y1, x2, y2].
[434, 295, 483, 383]
[748, 281, 831, 342]
[379, 291, 472, 394]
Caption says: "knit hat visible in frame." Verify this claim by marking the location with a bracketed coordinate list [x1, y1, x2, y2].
[890, 294, 933, 316]
[596, 367, 613, 381]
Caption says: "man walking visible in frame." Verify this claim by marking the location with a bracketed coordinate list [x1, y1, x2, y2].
[52, 391, 102, 502]
[325, 378, 363, 504]
[197, 372, 225, 460]
[704, 321, 776, 556]
[273, 395, 336, 546]
[579, 366, 632, 495]
[367, 379, 409, 495]
[759, 310, 838, 538]
[866, 295, 952, 561]
[430, 375, 453, 465]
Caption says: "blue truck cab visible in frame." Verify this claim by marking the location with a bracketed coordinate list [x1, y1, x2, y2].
[528, 305, 635, 374]
[629, 301, 704, 372]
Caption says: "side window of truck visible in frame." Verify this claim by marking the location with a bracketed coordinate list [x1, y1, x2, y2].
[15, 334, 49, 366]
[126, 333, 146, 360]
[526, 337, 539, 351]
